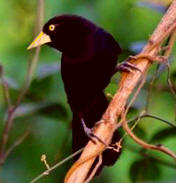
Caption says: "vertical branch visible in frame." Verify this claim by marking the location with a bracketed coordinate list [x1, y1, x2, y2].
[164, 31, 176, 121]
[0, 0, 44, 167]
[15, 0, 44, 107]
[145, 64, 160, 112]
[5, 129, 31, 159]
[0, 65, 12, 108]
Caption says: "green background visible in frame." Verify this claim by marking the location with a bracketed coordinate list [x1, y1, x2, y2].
[0, 0, 176, 183]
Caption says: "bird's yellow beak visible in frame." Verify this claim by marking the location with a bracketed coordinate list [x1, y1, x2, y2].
[27, 32, 51, 50]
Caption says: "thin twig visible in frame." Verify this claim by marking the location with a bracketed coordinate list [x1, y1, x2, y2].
[127, 144, 176, 169]
[145, 64, 160, 112]
[167, 64, 176, 99]
[30, 148, 83, 183]
[124, 71, 147, 117]
[167, 64, 176, 122]
[121, 66, 176, 160]
[14, 0, 44, 108]
[164, 31, 176, 121]
[122, 116, 176, 159]
[164, 30, 176, 58]
[0, 76, 12, 108]
[0, 0, 44, 167]
[5, 128, 31, 158]
[127, 113, 176, 129]
[84, 155, 102, 183]
[117, 111, 146, 144]
[0, 108, 15, 165]
[41, 154, 50, 175]
[164, 30, 176, 99]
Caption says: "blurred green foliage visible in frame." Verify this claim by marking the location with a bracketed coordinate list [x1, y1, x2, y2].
[0, 0, 176, 183]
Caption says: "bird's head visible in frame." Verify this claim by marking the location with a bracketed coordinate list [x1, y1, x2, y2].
[27, 15, 96, 55]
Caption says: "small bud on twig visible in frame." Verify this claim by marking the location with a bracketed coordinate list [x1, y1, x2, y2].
[41, 154, 50, 175]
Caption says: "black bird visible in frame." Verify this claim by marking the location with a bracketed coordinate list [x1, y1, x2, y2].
[28, 14, 135, 175]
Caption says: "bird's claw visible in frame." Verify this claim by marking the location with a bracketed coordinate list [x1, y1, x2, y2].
[81, 118, 107, 146]
[115, 61, 142, 73]
[116, 54, 167, 74]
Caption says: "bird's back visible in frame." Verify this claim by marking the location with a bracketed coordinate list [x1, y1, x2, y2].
[61, 27, 121, 114]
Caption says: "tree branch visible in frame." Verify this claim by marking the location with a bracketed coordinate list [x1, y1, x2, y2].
[29, 111, 176, 183]
[0, 0, 44, 167]
[64, 1, 176, 183]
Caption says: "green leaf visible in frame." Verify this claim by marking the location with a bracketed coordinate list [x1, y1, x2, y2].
[130, 158, 161, 182]
[150, 127, 176, 143]
[14, 102, 68, 121]
[132, 125, 147, 140]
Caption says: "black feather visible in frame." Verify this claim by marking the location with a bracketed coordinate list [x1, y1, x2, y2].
[43, 14, 122, 175]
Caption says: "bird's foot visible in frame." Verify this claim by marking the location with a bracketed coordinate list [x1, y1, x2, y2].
[115, 61, 141, 73]
[81, 118, 107, 146]
[115, 54, 167, 74]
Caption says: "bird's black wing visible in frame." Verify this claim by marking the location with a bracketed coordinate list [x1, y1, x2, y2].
[94, 28, 122, 58]
[90, 28, 122, 91]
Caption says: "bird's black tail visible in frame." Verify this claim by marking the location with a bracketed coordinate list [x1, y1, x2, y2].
[72, 91, 121, 175]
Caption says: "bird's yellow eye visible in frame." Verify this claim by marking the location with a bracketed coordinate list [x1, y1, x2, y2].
[49, 24, 55, 31]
